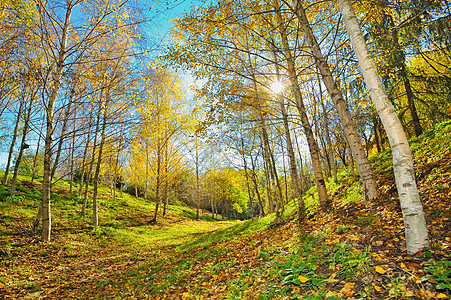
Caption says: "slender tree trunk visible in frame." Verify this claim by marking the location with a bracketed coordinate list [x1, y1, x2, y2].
[82, 107, 101, 215]
[162, 142, 169, 217]
[112, 138, 121, 202]
[40, 2, 72, 242]
[11, 93, 34, 196]
[78, 109, 93, 198]
[273, 53, 305, 221]
[31, 111, 44, 233]
[195, 133, 200, 220]
[69, 109, 77, 193]
[317, 73, 338, 182]
[272, 8, 329, 207]
[250, 151, 265, 216]
[293, 0, 377, 201]
[239, 131, 255, 218]
[31, 114, 45, 184]
[92, 98, 108, 228]
[338, 0, 428, 254]
[2, 98, 24, 185]
[261, 142, 274, 214]
[211, 195, 215, 219]
[389, 24, 423, 137]
[402, 66, 423, 137]
[145, 142, 149, 200]
[281, 142, 288, 208]
[261, 119, 283, 224]
[281, 61, 329, 205]
[294, 129, 305, 193]
[247, 50, 284, 218]
[50, 88, 75, 180]
[151, 140, 162, 224]
[372, 115, 382, 153]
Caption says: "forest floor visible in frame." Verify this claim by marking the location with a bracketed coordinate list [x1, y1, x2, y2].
[0, 122, 450, 300]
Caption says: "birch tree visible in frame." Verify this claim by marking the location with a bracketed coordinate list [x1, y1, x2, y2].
[337, 0, 429, 254]
[291, 0, 378, 202]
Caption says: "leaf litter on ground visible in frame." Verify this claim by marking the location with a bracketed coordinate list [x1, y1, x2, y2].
[0, 122, 450, 299]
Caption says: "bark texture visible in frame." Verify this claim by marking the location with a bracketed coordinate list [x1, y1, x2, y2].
[273, 52, 305, 221]
[273, 4, 329, 207]
[337, 0, 429, 254]
[293, 0, 378, 201]
[41, 2, 72, 242]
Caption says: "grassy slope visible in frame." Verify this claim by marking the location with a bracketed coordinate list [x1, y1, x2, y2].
[0, 121, 450, 299]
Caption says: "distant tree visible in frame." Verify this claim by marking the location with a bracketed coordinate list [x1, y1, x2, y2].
[31, 0, 142, 241]
[132, 68, 187, 224]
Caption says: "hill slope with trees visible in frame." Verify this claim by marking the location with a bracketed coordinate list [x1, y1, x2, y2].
[1, 121, 450, 299]
[1, 0, 450, 298]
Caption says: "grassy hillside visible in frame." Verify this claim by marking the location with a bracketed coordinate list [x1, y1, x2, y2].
[1, 121, 450, 299]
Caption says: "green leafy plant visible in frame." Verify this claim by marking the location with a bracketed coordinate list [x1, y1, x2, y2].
[336, 225, 349, 234]
[356, 214, 378, 226]
[329, 244, 371, 279]
[257, 246, 271, 262]
[423, 259, 451, 290]
[5, 195, 26, 204]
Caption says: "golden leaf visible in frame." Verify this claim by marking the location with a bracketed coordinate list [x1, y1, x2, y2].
[341, 282, 356, 297]
[375, 266, 386, 274]
[405, 291, 414, 297]
[326, 291, 337, 297]
[374, 285, 383, 293]
[297, 275, 309, 283]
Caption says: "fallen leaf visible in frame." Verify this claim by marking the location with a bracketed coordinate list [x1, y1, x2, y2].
[406, 262, 421, 270]
[374, 285, 383, 293]
[326, 291, 337, 297]
[341, 282, 356, 298]
[375, 266, 386, 274]
[418, 289, 438, 299]
[436, 293, 449, 299]
[297, 275, 309, 283]
[405, 291, 414, 297]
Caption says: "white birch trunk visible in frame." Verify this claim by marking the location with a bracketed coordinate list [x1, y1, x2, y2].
[293, 0, 378, 201]
[41, 1, 73, 242]
[337, 0, 429, 254]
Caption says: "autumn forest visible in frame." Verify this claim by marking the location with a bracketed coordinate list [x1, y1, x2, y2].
[1, 0, 450, 299]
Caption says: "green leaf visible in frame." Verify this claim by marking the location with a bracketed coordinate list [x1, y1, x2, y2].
[436, 283, 451, 290]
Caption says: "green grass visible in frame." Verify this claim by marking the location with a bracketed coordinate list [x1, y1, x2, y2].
[0, 170, 251, 257]
[2, 121, 450, 299]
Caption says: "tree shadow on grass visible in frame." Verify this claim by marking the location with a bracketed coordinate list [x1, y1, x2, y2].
[176, 219, 256, 254]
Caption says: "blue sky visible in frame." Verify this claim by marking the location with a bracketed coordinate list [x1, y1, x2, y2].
[0, 0, 209, 169]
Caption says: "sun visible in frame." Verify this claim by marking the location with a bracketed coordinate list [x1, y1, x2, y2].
[270, 80, 284, 94]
